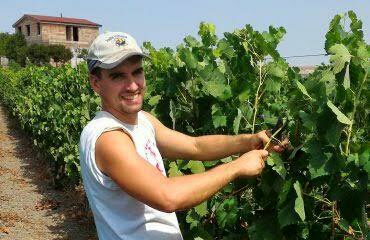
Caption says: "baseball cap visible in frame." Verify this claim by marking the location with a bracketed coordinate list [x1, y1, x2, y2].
[87, 32, 147, 73]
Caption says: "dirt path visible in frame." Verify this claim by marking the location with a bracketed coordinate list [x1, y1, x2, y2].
[0, 103, 97, 240]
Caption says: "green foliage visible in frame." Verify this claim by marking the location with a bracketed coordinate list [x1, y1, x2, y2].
[48, 44, 73, 63]
[0, 32, 27, 66]
[77, 48, 88, 60]
[26, 44, 73, 66]
[144, 11, 368, 239]
[0, 32, 10, 56]
[0, 11, 368, 240]
[26, 44, 50, 66]
[0, 64, 100, 184]
[0, 32, 73, 66]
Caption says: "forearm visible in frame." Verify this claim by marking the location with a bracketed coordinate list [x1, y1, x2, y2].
[164, 160, 239, 211]
[192, 134, 255, 161]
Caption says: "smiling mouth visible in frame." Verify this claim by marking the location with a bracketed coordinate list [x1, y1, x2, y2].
[121, 93, 140, 100]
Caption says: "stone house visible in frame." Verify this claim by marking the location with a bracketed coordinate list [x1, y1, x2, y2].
[12, 14, 101, 49]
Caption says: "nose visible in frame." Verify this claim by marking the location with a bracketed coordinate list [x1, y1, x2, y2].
[124, 75, 141, 91]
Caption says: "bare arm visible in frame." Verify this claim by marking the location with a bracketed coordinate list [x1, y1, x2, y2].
[95, 130, 268, 212]
[143, 112, 279, 161]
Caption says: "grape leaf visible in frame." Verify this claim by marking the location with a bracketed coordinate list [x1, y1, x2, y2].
[220, 156, 232, 163]
[248, 215, 283, 240]
[320, 70, 336, 95]
[148, 95, 161, 106]
[299, 110, 316, 130]
[293, 181, 306, 221]
[265, 78, 281, 92]
[327, 100, 352, 125]
[178, 47, 198, 69]
[168, 162, 183, 177]
[233, 108, 242, 134]
[267, 152, 286, 179]
[194, 201, 208, 217]
[328, 44, 351, 74]
[304, 140, 330, 179]
[212, 115, 227, 128]
[278, 179, 292, 206]
[184, 35, 202, 48]
[203, 81, 232, 100]
[214, 39, 235, 59]
[359, 148, 370, 175]
[278, 200, 300, 227]
[296, 80, 312, 100]
[268, 63, 285, 78]
[186, 161, 205, 173]
[186, 210, 200, 230]
[211, 105, 227, 128]
[216, 197, 238, 228]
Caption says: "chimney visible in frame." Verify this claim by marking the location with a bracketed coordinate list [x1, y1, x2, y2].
[60, 13, 63, 18]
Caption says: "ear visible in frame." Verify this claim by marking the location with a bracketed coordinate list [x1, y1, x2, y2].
[89, 74, 101, 94]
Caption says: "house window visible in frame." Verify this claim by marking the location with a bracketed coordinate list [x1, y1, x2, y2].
[66, 26, 71, 41]
[26, 25, 30, 36]
[37, 23, 41, 35]
[73, 26, 79, 41]
[18, 26, 22, 34]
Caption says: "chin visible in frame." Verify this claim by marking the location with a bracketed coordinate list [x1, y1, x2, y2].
[121, 105, 143, 114]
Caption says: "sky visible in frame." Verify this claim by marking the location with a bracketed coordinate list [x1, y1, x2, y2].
[1, 0, 369, 66]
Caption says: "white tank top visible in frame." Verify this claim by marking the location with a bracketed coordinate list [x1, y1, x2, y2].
[79, 111, 183, 240]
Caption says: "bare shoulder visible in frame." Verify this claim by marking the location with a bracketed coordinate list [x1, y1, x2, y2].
[97, 129, 133, 146]
[94, 129, 136, 174]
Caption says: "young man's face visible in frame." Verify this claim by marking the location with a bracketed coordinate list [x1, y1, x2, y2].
[91, 56, 146, 118]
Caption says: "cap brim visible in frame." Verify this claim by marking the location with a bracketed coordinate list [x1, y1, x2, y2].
[99, 52, 149, 70]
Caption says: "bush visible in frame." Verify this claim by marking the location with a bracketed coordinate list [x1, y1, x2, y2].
[48, 44, 73, 64]
[26, 44, 50, 66]
[0, 32, 74, 67]
[0, 33, 27, 66]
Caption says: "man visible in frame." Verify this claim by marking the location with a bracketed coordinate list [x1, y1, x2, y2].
[79, 32, 286, 240]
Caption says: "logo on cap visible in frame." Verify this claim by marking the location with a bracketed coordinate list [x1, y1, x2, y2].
[105, 35, 127, 47]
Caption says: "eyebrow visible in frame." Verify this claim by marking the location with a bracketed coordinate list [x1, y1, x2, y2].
[108, 67, 143, 78]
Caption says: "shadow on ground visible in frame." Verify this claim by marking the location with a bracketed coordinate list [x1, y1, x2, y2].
[1, 104, 97, 240]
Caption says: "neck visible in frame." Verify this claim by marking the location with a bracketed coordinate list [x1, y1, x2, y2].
[102, 104, 139, 125]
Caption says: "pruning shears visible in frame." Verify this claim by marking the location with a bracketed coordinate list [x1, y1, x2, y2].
[264, 116, 289, 150]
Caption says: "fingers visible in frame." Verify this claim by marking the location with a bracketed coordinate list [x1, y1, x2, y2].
[258, 130, 270, 144]
[273, 145, 284, 153]
[260, 157, 265, 168]
[260, 149, 269, 158]
[272, 137, 290, 152]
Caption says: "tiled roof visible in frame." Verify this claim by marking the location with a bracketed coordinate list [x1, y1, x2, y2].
[13, 14, 102, 27]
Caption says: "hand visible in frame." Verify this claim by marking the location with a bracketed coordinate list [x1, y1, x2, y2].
[234, 149, 269, 177]
[252, 130, 289, 153]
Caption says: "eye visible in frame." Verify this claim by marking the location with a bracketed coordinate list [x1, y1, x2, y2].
[133, 68, 144, 76]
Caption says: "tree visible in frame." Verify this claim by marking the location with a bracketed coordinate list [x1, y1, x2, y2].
[48, 45, 73, 64]
[0, 32, 10, 56]
[3, 33, 27, 66]
[26, 44, 50, 66]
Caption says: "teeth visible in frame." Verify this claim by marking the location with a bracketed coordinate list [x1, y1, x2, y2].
[122, 94, 138, 100]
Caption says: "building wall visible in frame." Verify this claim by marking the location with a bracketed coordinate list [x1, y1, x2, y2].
[16, 17, 43, 44]
[14, 16, 99, 49]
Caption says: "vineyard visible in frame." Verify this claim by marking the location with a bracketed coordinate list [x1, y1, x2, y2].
[0, 11, 368, 240]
